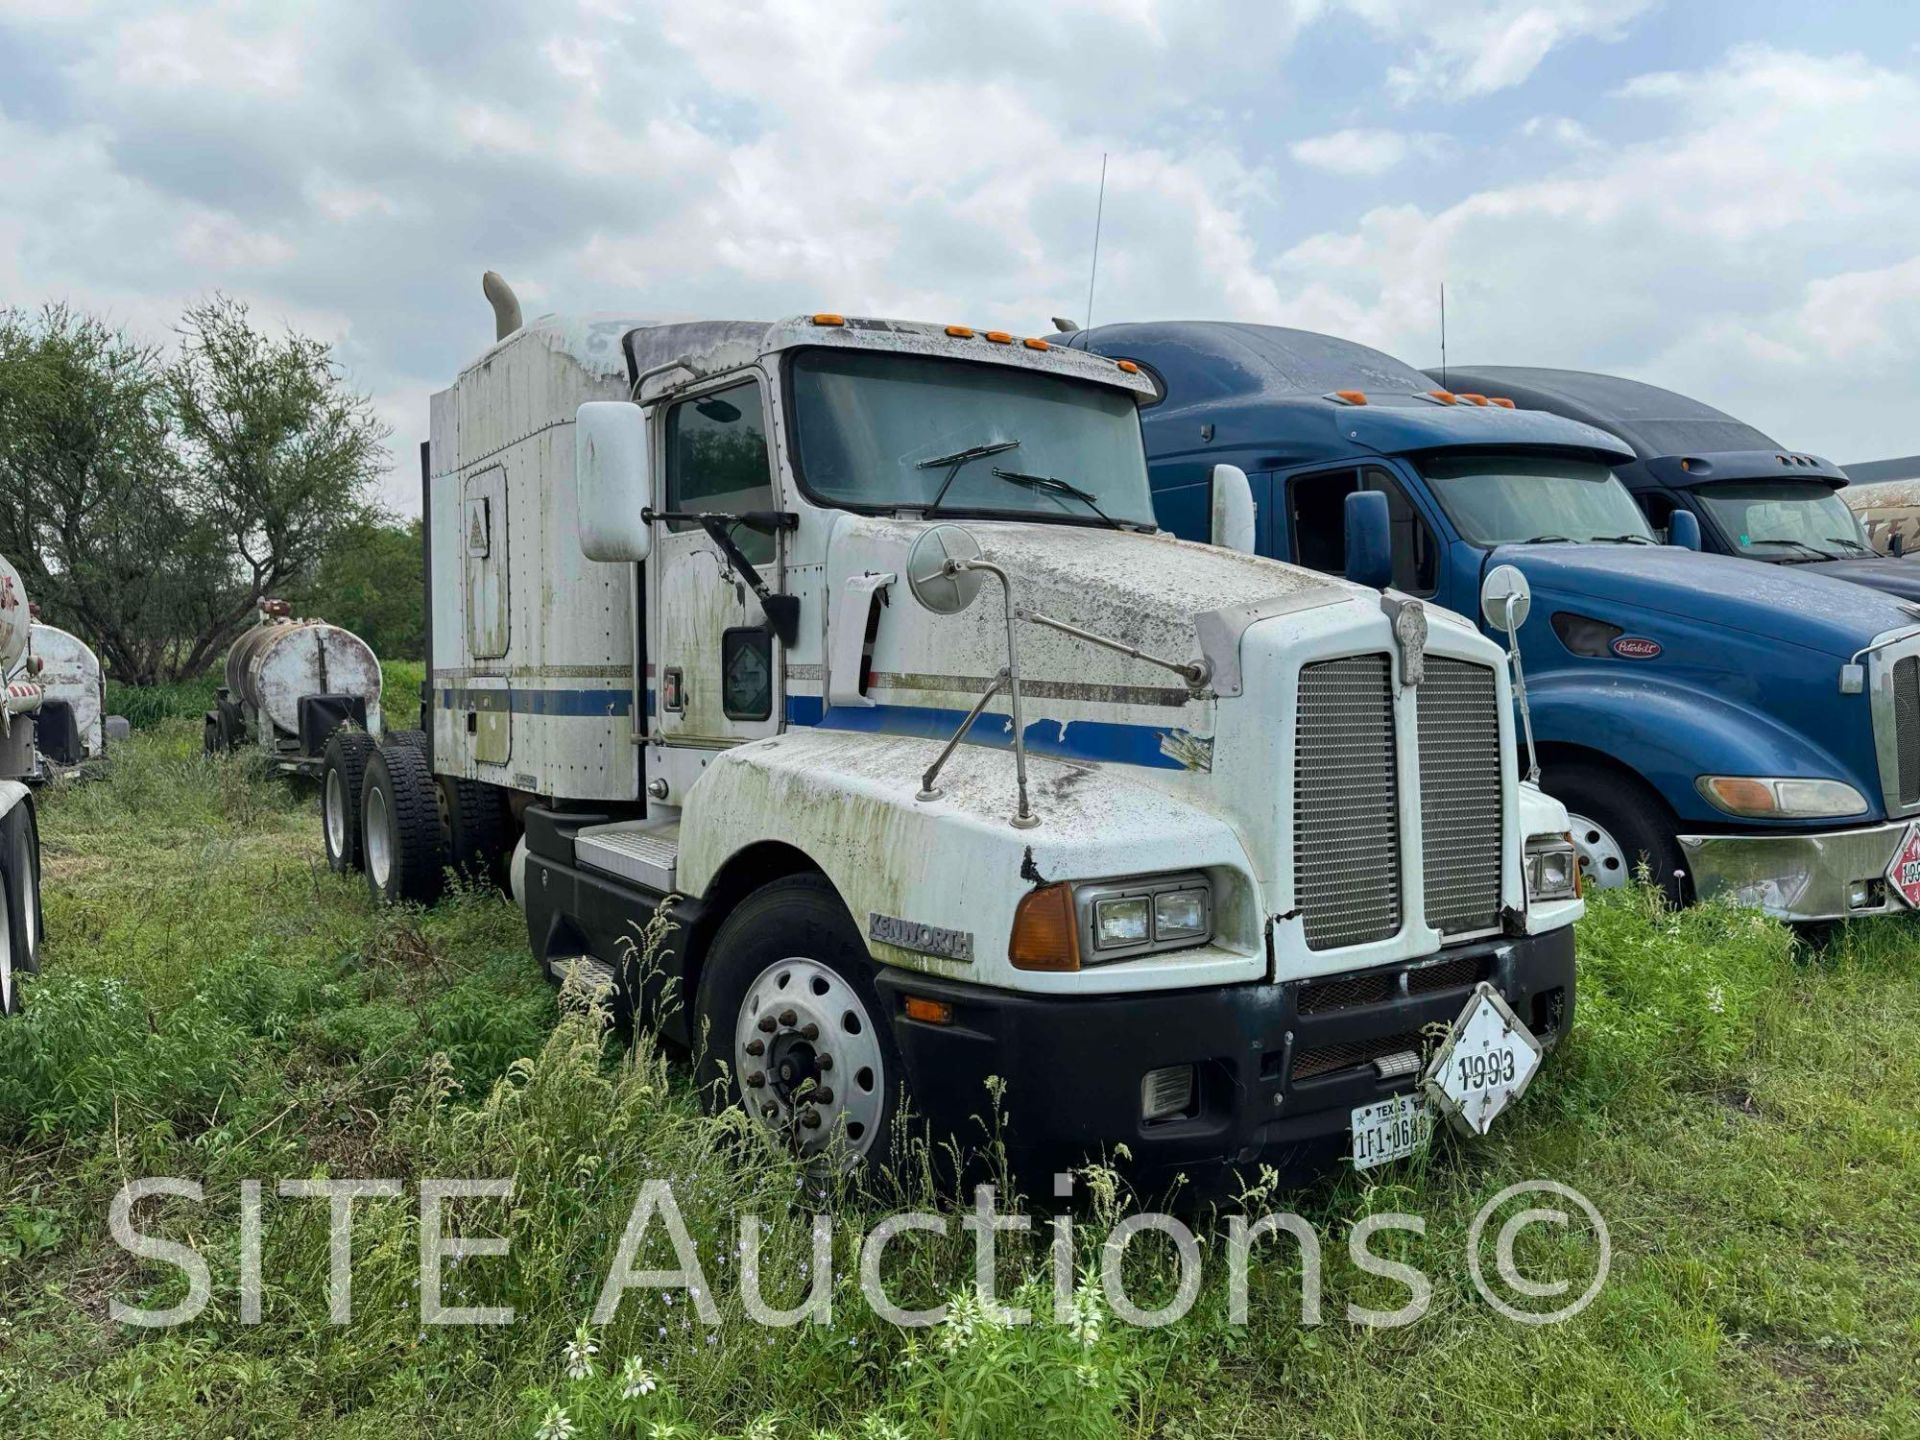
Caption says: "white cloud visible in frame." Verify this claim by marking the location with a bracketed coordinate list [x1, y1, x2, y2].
[1290, 127, 1449, 176]
[1336, 0, 1657, 100]
[1266, 45, 1920, 459]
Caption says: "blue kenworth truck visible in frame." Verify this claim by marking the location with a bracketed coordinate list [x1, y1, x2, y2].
[1065, 321, 1920, 922]
[1431, 366, 1920, 603]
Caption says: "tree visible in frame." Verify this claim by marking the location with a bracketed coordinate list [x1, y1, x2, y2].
[291, 515, 425, 660]
[0, 297, 389, 684]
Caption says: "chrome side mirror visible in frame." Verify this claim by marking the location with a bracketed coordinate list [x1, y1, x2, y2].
[1480, 564, 1532, 633]
[906, 525, 986, 615]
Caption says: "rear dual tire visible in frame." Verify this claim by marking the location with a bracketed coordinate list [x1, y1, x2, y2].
[361, 742, 446, 908]
[321, 727, 378, 874]
[0, 803, 42, 1016]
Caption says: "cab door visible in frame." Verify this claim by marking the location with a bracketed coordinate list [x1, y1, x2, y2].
[648, 373, 784, 747]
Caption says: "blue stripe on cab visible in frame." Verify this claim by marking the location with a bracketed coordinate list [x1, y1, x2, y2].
[784, 695, 1184, 770]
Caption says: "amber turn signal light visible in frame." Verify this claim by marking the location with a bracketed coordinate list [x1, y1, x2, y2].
[1010, 883, 1080, 971]
[903, 995, 954, 1025]
[812, 313, 846, 326]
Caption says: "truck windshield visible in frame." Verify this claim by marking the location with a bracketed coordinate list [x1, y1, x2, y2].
[787, 349, 1156, 526]
[1692, 480, 1871, 560]
[1418, 452, 1655, 546]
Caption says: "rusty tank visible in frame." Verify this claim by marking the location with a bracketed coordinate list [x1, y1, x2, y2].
[225, 610, 383, 739]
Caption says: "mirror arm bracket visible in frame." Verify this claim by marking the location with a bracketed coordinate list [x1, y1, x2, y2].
[918, 668, 1010, 801]
[1505, 593, 1541, 785]
[1015, 607, 1210, 691]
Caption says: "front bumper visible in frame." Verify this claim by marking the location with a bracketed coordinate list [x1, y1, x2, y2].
[876, 925, 1574, 1199]
[1678, 819, 1917, 921]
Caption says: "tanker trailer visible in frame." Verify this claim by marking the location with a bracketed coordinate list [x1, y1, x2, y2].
[25, 618, 106, 778]
[0, 553, 49, 1015]
[207, 600, 387, 772]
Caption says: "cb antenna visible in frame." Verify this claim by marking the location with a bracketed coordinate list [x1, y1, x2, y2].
[1439, 281, 1448, 390]
[1085, 153, 1108, 330]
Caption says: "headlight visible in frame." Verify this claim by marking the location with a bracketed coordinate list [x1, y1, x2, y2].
[1076, 873, 1213, 962]
[1696, 776, 1868, 819]
[1525, 833, 1581, 901]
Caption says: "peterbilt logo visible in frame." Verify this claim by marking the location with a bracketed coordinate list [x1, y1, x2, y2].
[869, 912, 974, 963]
[1610, 636, 1662, 660]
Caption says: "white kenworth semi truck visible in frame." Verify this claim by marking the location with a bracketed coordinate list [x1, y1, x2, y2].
[358, 283, 1584, 1188]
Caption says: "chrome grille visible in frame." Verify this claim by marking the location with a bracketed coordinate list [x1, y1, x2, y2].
[1418, 658, 1505, 935]
[1294, 655, 1400, 950]
[1897, 656, 1920, 807]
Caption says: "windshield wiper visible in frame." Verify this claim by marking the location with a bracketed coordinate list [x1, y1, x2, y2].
[1590, 533, 1657, 545]
[917, 438, 1020, 517]
[1759, 538, 1844, 563]
[990, 467, 1125, 529]
[1521, 534, 1573, 545]
[1823, 535, 1875, 555]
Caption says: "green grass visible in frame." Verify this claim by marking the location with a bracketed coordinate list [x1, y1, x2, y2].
[2, 726, 1917, 1438]
[105, 660, 422, 737]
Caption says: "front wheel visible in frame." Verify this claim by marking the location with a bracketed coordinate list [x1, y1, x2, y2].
[694, 874, 903, 1169]
[1542, 759, 1687, 904]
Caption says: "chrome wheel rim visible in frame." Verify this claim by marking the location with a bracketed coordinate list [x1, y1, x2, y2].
[366, 785, 392, 888]
[1567, 811, 1630, 889]
[21, 853, 35, 962]
[734, 956, 885, 1164]
[324, 771, 347, 857]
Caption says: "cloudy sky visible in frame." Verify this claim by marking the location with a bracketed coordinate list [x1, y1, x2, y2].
[4, 0, 1918, 512]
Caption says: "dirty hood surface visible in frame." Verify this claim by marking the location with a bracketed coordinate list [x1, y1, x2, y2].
[1795, 555, 1920, 603]
[1494, 543, 1920, 658]
[840, 515, 1353, 671]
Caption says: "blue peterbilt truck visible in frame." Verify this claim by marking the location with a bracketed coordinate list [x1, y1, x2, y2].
[1064, 321, 1920, 921]
[1430, 366, 1920, 603]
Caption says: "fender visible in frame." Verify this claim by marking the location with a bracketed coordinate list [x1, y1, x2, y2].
[0, 779, 29, 820]
[675, 727, 1265, 996]
[1524, 671, 1870, 827]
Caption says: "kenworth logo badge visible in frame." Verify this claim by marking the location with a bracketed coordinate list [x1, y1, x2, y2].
[869, 913, 974, 963]
[1610, 635, 1662, 660]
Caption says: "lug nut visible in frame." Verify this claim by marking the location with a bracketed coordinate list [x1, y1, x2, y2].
[745, 1038, 765, 1057]
[761, 1103, 778, 1119]
[757, 1015, 777, 1033]
[799, 1021, 819, 1040]
[746, 1071, 766, 1089]
[779, 1009, 798, 1028]
[816, 1054, 833, 1072]
[811, 1087, 834, 1106]
[800, 1109, 823, 1129]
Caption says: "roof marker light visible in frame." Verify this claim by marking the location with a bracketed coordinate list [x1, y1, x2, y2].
[1116, 359, 1141, 374]
[812, 313, 846, 326]
[945, 324, 975, 338]
[1334, 389, 1368, 405]
[1491, 396, 1516, 409]
[1023, 337, 1050, 351]
[1428, 389, 1457, 404]
[1458, 392, 1489, 406]
[985, 330, 1013, 344]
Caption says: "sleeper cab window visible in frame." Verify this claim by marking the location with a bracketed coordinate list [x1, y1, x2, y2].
[664, 380, 777, 563]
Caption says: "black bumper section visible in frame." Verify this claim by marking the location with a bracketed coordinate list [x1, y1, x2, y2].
[877, 926, 1574, 1197]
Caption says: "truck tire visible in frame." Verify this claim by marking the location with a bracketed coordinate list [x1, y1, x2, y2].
[0, 803, 39, 1015]
[361, 742, 446, 908]
[320, 727, 378, 874]
[693, 874, 903, 1170]
[1541, 759, 1688, 904]
[387, 728, 428, 753]
[441, 776, 511, 887]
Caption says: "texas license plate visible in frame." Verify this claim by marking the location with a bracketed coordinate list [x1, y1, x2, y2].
[1350, 1094, 1428, 1170]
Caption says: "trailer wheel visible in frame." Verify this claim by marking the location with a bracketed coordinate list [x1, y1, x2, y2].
[387, 728, 428, 753]
[1542, 759, 1687, 904]
[441, 776, 511, 887]
[0, 803, 39, 1015]
[321, 727, 378, 874]
[694, 874, 903, 1170]
[361, 742, 446, 908]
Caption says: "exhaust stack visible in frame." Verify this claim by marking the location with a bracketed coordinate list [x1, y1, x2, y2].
[483, 271, 522, 340]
